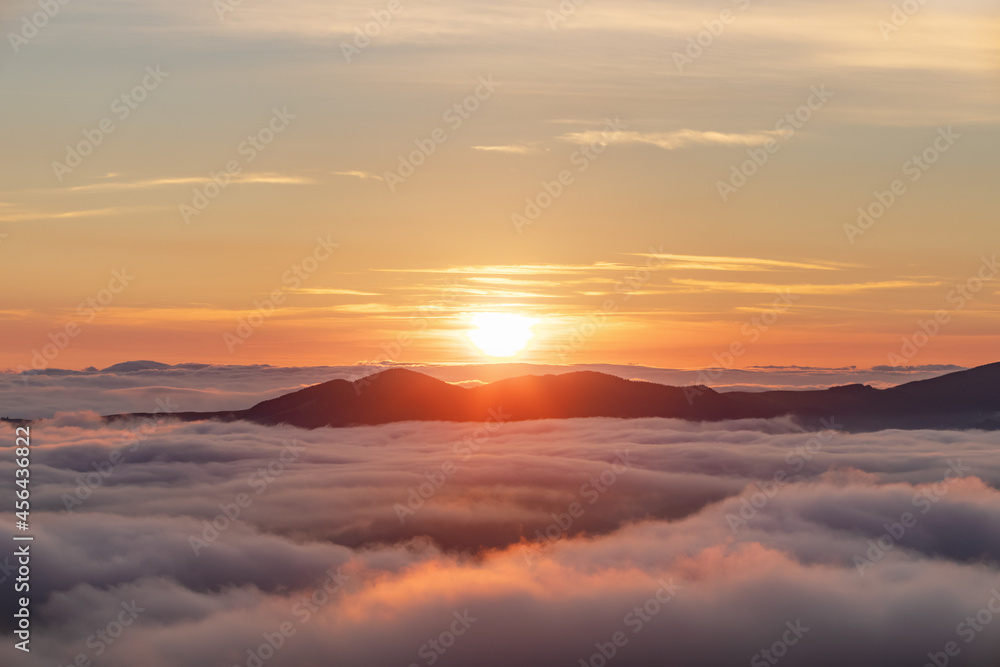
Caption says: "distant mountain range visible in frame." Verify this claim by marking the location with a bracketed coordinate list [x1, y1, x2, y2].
[103, 362, 1000, 432]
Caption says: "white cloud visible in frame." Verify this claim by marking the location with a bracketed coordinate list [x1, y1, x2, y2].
[2, 414, 1000, 666]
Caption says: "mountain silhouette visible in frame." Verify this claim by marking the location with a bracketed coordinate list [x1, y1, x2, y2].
[101, 362, 1000, 432]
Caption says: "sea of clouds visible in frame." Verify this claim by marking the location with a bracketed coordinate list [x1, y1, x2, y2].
[2, 399, 999, 666]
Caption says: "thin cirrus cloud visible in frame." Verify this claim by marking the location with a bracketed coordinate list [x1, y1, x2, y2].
[0, 174, 316, 200]
[376, 262, 641, 276]
[635, 253, 851, 272]
[559, 129, 790, 151]
[332, 171, 384, 181]
[65, 173, 315, 192]
[285, 288, 383, 296]
[0, 205, 162, 222]
[470, 144, 541, 155]
[73, 0, 993, 80]
[671, 278, 944, 295]
[466, 276, 568, 287]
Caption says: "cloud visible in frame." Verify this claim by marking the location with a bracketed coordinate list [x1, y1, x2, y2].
[470, 144, 540, 154]
[6, 175, 315, 196]
[67, 177, 209, 192]
[332, 171, 383, 181]
[871, 364, 967, 372]
[560, 129, 789, 151]
[0, 206, 159, 222]
[671, 278, 942, 295]
[228, 174, 314, 185]
[2, 413, 1000, 666]
[285, 288, 383, 296]
[373, 263, 630, 275]
[635, 253, 850, 272]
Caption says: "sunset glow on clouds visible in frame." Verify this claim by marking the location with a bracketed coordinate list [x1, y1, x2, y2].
[3, 413, 1000, 666]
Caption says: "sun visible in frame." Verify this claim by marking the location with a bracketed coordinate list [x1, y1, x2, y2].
[468, 312, 538, 357]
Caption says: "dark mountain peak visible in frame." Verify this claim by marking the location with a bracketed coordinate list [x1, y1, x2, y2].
[487, 370, 632, 390]
[891, 361, 1000, 394]
[356, 367, 447, 387]
[826, 383, 877, 393]
[353, 368, 462, 401]
[882, 361, 1000, 418]
[554, 370, 643, 387]
[101, 360, 174, 373]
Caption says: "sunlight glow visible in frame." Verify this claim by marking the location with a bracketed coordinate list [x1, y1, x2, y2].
[468, 313, 538, 357]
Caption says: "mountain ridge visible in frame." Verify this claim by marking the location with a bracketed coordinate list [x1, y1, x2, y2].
[93, 362, 1000, 432]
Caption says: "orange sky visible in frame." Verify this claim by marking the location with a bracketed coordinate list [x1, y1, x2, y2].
[1, 0, 998, 372]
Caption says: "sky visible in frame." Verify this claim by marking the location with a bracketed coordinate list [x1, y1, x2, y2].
[1, 0, 998, 372]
